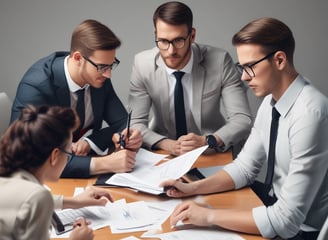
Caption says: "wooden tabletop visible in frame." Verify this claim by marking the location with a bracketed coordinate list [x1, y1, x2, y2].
[48, 150, 267, 240]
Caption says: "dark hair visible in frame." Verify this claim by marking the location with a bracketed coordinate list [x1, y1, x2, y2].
[232, 17, 295, 64]
[70, 19, 121, 57]
[153, 1, 193, 33]
[0, 105, 78, 176]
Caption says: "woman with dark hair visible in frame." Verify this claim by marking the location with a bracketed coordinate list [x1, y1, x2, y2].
[0, 105, 111, 239]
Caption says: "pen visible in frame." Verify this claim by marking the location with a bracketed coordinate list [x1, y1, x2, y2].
[119, 133, 125, 149]
[119, 109, 132, 149]
[126, 109, 132, 138]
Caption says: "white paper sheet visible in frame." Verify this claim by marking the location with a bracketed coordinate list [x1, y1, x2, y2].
[134, 148, 169, 168]
[109, 199, 182, 234]
[142, 227, 245, 240]
[50, 197, 182, 237]
[106, 145, 208, 194]
[50, 205, 111, 238]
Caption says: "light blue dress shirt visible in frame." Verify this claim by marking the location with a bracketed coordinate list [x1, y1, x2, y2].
[224, 75, 328, 239]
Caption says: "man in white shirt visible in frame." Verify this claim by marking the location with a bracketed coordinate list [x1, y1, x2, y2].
[161, 17, 328, 240]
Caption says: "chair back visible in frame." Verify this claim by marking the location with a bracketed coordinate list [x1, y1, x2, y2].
[0, 92, 12, 135]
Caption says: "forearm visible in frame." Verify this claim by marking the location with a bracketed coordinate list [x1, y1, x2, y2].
[193, 170, 235, 194]
[62, 196, 81, 209]
[89, 155, 115, 175]
[207, 208, 260, 235]
[154, 138, 176, 152]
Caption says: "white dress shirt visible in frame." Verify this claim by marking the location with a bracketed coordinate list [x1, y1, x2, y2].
[64, 56, 107, 155]
[165, 50, 198, 133]
[224, 75, 328, 238]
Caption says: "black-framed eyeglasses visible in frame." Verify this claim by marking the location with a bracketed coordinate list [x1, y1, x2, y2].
[155, 33, 191, 50]
[83, 56, 120, 73]
[235, 51, 277, 78]
[59, 148, 75, 163]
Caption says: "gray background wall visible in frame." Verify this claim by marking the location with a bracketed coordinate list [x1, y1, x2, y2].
[1, 0, 327, 118]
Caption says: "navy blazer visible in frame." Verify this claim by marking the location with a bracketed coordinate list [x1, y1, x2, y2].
[11, 52, 127, 178]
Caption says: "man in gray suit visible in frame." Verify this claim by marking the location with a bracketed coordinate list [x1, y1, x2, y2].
[128, 1, 252, 156]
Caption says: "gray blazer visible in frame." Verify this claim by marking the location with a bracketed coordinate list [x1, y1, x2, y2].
[128, 43, 252, 151]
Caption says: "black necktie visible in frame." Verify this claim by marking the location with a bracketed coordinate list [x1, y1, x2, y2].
[173, 71, 187, 139]
[73, 89, 85, 141]
[265, 107, 281, 187]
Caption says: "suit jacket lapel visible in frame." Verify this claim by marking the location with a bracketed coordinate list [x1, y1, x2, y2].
[190, 44, 205, 131]
[90, 87, 103, 129]
[155, 56, 172, 133]
[52, 55, 70, 107]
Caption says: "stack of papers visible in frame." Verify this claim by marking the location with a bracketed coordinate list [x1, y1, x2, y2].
[105, 145, 208, 195]
[50, 198, 181, 238]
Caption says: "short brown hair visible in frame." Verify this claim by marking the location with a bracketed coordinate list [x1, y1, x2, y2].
[153, 1, 193, 33]
[70, 19, 121, 57]
[232, 17, 295, 64]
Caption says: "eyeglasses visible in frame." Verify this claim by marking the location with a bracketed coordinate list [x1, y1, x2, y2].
[235, 51, 277, 78]
[83, 56, 120, 73]
[59, 148, 75, 163]
[155, 34, 190, 50]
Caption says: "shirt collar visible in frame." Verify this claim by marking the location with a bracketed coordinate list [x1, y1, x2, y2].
[273, 75, 307, 118]
[64, 56, 89, 92]
[165, 50, 194, 76]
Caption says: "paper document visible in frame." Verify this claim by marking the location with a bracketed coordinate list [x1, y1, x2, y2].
[134, 148, 169, 168]
[50, 205, 111, 238]
[50, 196, 181, 237]
[109, 199, 181, 233]
[106, 145, 208, 195]
[95, 148, 169, 186]
[142, 227, 245, 240]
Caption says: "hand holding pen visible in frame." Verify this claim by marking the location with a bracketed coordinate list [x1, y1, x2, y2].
[114, 109, 142, 152]
[119, 110, 132, 149]
[69, 217, 94, 240]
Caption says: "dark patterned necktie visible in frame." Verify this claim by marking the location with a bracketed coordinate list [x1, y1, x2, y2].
[73, 89, 85, 141]
[265, 107, 281, 187]
[173, 71, 187, 139]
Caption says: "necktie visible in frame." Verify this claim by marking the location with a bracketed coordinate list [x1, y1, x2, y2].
[73, 89, 85, 141]
[265, 107, 281, 187]
[173, 71, 187, 139]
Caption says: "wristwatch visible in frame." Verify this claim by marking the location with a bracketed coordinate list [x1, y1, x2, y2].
[206, 135, 218, 149]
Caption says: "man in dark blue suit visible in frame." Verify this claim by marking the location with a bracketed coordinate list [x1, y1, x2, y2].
[11, 19, 142, 178]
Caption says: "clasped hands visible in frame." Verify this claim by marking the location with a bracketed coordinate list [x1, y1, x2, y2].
[157, 133, 207, 156]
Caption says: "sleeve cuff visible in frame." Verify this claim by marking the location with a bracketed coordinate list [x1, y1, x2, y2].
[53, 195, 64, 209]
[223, 163, 246, 189]
[253, 206, 276, 238]
[84, 137, 108, 156]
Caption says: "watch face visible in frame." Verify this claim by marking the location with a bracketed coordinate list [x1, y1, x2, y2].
[207, 135, 217, 148]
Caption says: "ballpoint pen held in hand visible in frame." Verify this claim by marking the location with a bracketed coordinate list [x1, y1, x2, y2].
[119, 110, 132, 149]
